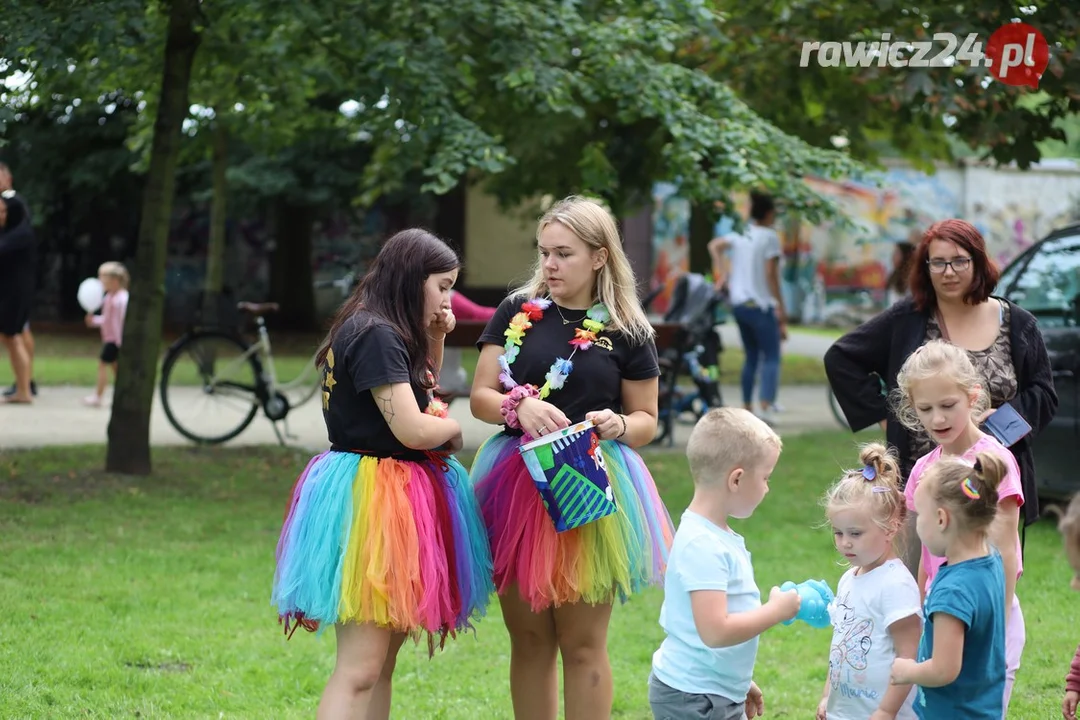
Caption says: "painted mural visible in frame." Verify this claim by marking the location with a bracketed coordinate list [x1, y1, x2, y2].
[649, 162, 1080, 320]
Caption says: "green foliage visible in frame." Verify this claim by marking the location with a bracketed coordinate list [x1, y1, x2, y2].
[703, 0, 1080, 168]
[3, 0, 869, 225]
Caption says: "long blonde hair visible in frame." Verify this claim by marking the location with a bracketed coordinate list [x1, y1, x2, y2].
[508, 195, 654, 345]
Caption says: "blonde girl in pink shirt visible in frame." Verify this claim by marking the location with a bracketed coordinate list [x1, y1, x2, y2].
[893, 339, 1024, 717]
[83, 261, 129, 407]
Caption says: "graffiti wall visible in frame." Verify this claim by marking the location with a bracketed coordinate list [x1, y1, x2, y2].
[649, 160, 1080, 319]
[649, 182, 693, 315]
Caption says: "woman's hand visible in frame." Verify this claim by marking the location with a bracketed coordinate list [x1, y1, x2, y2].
[585, 409, 626, 441]
[816, 698, 828, 720]
[429, 308, 456, 339]
[84, 313, 96, 328]
[517, 397, 570, 437]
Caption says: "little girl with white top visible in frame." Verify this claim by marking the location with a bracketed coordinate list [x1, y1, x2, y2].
[817, 442, 923, 720]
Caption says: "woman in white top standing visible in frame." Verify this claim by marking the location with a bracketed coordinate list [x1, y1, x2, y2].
[708, 192, 787, 425]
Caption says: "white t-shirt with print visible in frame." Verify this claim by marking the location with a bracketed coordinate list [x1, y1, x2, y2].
[826, 559, 922, 720]
[726, 224, 782, 309]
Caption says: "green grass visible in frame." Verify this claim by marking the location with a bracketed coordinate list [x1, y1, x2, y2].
[1, 333, 827, 388]
[0, 432, 1073, 718]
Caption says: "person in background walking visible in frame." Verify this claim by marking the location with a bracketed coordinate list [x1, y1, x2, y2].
[708, 191, 787, 425]
[0, 164, 37, 405]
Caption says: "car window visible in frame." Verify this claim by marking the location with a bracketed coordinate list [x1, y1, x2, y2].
[1005, 233, 1080, 327]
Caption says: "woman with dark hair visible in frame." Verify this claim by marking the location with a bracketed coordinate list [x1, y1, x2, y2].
[272, 229, 493, 720]
[824, 220, 1056, 700]
[885, 240, 915, 306]
[0, 192, 37, 404]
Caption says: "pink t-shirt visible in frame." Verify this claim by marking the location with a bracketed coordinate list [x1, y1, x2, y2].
[904, 433, 1024, 591]
[92, 289, 129, 345]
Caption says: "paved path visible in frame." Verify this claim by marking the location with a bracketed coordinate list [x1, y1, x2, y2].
[719, 324, 837, 360]
[0, 382, 850, 453]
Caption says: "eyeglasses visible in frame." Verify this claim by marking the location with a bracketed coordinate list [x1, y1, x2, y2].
[927, 257, 972, 274]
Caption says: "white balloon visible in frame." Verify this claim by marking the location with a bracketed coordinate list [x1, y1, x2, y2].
[77, 277, 105, 313]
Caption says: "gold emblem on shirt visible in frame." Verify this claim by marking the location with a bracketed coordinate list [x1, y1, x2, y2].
[322, 348, 336, 410]
[594, 336, 614, 351]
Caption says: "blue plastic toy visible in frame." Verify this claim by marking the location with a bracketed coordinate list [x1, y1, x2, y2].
[780, 579, 834, 629]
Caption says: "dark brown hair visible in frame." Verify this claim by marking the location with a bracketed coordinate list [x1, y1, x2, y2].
[315, 228, 459, 389]
[909, 219, 1000, 311]
[923, 450, 1007, 533]
[887, 241, 915, 294]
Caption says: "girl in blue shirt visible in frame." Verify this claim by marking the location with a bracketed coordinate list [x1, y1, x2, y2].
[890, 451, 1008, 719]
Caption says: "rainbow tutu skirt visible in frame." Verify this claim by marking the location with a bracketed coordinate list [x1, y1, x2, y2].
[272, 450, 494, 645]
[472, 432, 674, 612]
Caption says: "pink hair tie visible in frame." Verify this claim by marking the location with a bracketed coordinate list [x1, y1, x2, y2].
[501, 384, 540, 430]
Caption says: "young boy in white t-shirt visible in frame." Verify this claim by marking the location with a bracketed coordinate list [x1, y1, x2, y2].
[649, 408, 801, 720]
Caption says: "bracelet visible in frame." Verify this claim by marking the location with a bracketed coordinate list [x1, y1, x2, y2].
[616, 413, 627, 439]
[500, 384, 540, 429]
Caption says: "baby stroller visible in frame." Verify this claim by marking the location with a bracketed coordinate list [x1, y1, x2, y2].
[650, 273, 725, 446]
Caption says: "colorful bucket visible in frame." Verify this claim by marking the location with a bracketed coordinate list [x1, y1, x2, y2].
[518, 420, 617, 533]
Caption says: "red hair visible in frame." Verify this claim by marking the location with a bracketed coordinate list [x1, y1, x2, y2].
[909, 219, 1000, 311]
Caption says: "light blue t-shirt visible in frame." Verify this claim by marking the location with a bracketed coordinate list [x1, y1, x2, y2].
[914, 552, 1005, 720]
[651, 510, 761, 701]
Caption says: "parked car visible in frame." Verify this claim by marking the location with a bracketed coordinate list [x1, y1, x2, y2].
[995, 222, 1080, 506]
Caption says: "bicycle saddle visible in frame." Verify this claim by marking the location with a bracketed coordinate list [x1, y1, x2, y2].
[237, 301, 280, 316]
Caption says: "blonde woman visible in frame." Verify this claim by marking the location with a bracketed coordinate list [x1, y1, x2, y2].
[470, 196, 675, 720]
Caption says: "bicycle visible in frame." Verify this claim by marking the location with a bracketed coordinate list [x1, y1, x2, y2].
[826, 376, 888, 430]
[827, 385, 848, 429]
[159, 302, 322, 445]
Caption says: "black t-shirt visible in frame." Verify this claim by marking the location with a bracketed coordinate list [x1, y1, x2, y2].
[478, 296, 659, 424]
[322, 313, 430, 454]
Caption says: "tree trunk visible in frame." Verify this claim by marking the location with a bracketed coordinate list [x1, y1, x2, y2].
[688, 200, 716, 275]
[106, 0, 202, 475]
[269, 201, 316, 330]
[202, 118, 228, 327]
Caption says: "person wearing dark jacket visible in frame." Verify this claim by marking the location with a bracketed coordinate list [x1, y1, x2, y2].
[824, 219, 1057, 574]
[0, 191, 37, 404]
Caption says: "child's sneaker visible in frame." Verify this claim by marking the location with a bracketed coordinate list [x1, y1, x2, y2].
[756, 407, 777, 426]
[82, 394, 102, 407]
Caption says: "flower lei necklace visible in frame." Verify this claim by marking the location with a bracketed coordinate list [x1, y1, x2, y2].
[498, 297, 610, 397]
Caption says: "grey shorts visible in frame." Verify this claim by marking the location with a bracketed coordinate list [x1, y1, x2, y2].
[648, 673, 745, 720]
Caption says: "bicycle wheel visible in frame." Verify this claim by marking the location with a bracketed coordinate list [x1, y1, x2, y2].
[160, 331, 262, 444]
[827, 386, 849, 429]
[277, 358, 321, 409]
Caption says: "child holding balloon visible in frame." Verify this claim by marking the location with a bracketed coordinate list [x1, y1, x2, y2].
[82, 261, 129, 407]
[649, 408, 802, 720]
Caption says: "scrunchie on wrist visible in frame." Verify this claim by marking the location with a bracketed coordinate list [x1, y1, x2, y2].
[501, 384, 540, 429]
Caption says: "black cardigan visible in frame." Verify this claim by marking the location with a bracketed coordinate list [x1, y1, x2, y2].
[824, 296, 1058, 526]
